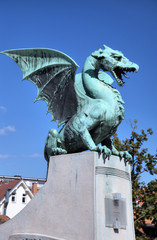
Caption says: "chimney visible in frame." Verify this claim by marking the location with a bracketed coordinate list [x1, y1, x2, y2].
[32, 183, 38, 195]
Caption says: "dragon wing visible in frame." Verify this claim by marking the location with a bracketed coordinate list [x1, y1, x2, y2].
[1, 48, 79, 126]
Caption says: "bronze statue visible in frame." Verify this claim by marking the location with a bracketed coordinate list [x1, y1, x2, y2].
[1, 45, 139, 161]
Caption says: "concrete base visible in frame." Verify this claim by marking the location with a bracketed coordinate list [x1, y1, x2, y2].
[0, 152, 135, 240]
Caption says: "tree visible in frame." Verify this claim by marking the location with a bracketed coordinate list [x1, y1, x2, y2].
[113, 120, 157, 240]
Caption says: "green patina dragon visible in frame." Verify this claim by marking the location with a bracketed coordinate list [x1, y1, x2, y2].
[1, 45, 139, 161]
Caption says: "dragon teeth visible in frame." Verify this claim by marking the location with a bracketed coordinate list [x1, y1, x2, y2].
[123, 72, 129, 78]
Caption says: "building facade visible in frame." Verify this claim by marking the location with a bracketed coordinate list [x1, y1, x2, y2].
[0, 176, 46, 219]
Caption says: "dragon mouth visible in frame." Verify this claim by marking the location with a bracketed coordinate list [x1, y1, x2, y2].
[112, 66, 138, 86]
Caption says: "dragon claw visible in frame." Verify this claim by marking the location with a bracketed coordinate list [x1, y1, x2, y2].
[95, 145, 111, 157]
[52, 147, 67, 155]
[119, 151, 132, 161]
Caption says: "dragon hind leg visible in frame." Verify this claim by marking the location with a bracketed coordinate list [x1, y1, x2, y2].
[44, 129, 67, 162]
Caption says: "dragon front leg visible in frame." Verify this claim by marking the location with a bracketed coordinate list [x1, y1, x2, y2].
[72, 108, 112, 156]
[78, 128, 112, 157]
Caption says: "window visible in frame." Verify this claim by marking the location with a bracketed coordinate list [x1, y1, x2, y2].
[22, 194, 26, 204]
[11, 192, 16, 203]
[11, 196, 15, 202]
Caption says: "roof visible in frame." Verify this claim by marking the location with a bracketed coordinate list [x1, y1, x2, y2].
[0, 215, 10, 225]
[0, 176, 46, 184]
[0, 180, 21, 201]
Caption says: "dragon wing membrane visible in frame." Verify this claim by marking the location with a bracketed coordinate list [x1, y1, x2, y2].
[1, 49, 79, 126]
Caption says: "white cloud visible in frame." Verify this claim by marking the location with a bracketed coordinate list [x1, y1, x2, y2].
[21, 153, 43, 159]
[0, 106, 7, 112]
[29, 153, 43, 158]
[0, 126, 16, 135]
[0, 154, 10, 159]
[0, 154, 16, 159]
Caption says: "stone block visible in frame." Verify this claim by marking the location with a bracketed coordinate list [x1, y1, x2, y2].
[0, 152, 135, 240]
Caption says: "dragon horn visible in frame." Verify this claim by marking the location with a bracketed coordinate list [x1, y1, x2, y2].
[103, 45, 113, 51]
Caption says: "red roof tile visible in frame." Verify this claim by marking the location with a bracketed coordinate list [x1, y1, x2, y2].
[0, 215, 10, 225]
[0, 180, 21, 201]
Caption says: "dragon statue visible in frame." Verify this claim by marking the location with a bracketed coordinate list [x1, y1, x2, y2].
[1, 45, 139, 161]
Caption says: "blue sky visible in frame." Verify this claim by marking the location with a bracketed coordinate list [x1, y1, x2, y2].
[0, 0, 157, 183]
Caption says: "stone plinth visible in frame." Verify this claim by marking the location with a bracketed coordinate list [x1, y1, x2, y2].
[0, 152, 135, 240]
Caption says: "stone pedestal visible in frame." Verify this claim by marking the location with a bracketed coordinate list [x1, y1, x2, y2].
[0, 152, 135, 240]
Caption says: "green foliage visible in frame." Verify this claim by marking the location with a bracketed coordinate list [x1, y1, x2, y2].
[113, 120, 157, 240]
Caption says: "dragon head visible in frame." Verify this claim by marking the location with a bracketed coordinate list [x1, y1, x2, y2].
[92, 45, 139, 86]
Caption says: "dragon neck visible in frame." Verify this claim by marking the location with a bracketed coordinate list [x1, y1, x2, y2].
[82, 55, 114, 101]
[82, 55, 100, 99]
[82, 55, 125, 120]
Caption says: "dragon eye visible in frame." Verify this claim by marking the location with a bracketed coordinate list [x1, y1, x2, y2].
[113, 56, 122, 61]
